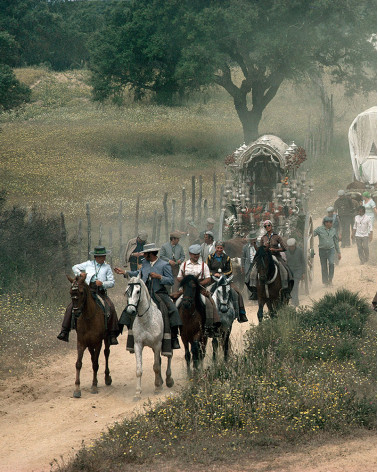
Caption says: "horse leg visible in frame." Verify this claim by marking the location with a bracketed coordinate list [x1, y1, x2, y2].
[192, 340, 200, 370]
[134, 343, 143, 401]
[199, 337, 207, 368]
[224, 330, 231, 362]
[267, 300, 276, 319]
[73, 344, 85, 398]
[103, 340, 112, 386]
[153, 347, 163, 394]
[212, 337, 219, 362]
[89, 345, 101, 394]
[183, 340, 191, 375]
[257, 302, 264, 323]
[165, 355, 174, 389]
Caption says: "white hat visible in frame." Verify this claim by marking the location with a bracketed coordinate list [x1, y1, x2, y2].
[338, 190, 345, 196]
[287, 238, 296, 246]
[205, 230, 214, 238]
[326, 207, 334, 213]
[189, 244, 201, 254]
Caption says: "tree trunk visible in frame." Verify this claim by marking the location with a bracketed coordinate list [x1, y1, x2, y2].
[234, 99, 262, 144]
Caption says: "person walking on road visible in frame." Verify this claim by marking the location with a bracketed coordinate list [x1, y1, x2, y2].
[286, 238, 306, 307]
[314, 216, 341, 286]
[352, 206, 373, 264]
[334, 190, 354, 248]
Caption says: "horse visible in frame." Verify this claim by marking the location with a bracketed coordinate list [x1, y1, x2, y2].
[252, 246, 288, 322]
[211, 274, 235, 361]
[67, 274, 112, 398]
[179, 275, 208, 373]
[125, 274, 174, 401]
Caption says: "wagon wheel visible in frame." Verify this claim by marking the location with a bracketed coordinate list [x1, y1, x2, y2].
[303, 214, 315, 295]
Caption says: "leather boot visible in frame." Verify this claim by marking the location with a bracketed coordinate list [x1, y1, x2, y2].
[171, 327, 181, 349]
[249, 287, 258, 300]
[57, 329, 69, 342]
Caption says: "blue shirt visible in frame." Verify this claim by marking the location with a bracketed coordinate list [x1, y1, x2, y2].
[128, 258, 173, 292]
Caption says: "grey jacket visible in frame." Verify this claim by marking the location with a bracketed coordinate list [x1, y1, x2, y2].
[241, 243, 256, 275]
[160, 242, 185, 264]
[128, 258, 173, 293]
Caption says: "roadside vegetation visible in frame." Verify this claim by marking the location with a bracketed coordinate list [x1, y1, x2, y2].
[51, 290, 376, 471]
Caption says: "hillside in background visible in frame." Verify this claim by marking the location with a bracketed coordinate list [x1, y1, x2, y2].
[0, 67, 375, 250]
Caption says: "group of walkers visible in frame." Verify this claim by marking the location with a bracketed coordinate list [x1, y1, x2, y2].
[57, 189, 376, 348]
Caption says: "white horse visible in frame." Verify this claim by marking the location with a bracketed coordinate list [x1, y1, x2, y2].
[211, 274, 235, 361]
[125, 275, 174, 400]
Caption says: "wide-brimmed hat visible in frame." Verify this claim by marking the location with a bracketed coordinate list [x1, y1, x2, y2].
[90, 246, 111, 256]
[142, 243, 160, 253]
[189, 244, 201, 254]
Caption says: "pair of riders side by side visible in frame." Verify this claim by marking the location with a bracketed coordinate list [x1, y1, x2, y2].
[248, 220, 294, 301]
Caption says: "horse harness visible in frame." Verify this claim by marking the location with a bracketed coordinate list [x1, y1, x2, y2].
[258, 258, 279, 298]
[126, 280, 152, 317]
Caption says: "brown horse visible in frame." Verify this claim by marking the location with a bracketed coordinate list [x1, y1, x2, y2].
[254, 246, 288, 322]
[179, 275, 207, 373]
[67, 274, 112, 398]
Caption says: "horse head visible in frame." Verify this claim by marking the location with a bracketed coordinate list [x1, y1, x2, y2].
[180, 274, 201, 310]
[212, 274, 233, 314]
[125, 275, 149, 317]
[67, 273, 87, 315]
[255, 246, 275, 284]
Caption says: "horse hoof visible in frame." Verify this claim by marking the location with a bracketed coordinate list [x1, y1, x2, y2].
[154, 387, 163, 394]
[91, 387, 99, 394]
[133, 395, 141, 402]
[105, 376, 112, 386]
[166, 378, 174, 388]
[73, 391, 81, 398]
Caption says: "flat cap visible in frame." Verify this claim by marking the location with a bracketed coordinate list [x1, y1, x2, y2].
[188, 244, 201, 254]
[323, 216, 333, 223]
[206, 218, 215, 224]
[170, 231, 181, 238]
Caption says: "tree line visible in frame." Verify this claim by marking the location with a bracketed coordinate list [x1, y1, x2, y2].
[1, 0, 376, 140]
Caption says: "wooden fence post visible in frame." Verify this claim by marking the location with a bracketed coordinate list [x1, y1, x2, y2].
[109, 227, 113, 267]
[180, 187, 186, 230]
[156, 214, 163, 245]
[135, 194, 140, 237]
[219, 185, 224, 215]
[86, 203, 91, 258]
[197, 174, 203, 225]
[212, 172, 217, 216]
[204, 199, 208, 221]
[99, 223, 103, 245]
[60, 212, 70, 272]
[77, 219, 82, 261]
[171, 199, 176, 232]
[163, 192, 169, 241]
[152, 209, 157, 242]
[191, 176, 195, 222]
[118, 201, 123, 261]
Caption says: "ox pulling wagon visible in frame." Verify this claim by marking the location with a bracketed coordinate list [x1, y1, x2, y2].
[218, 134, 315, 294]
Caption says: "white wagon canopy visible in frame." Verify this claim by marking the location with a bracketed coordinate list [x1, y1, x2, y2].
[348, 106, 377, 184]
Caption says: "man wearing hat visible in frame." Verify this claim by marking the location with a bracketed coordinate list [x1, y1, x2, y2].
[200, 230, 215, 262]
[160, 231, 185, 291]
[286, 239, 306, 307]
[334, 190, 354, 248]
[241, 231, 258, 299]
[314, 217, 341, 286]
[57, 246, 120, 345]
[115, 243, 182, 349]
[176, 244, 221, 335]
[199, 217, 216, 242]
[123, 230, 148, 271]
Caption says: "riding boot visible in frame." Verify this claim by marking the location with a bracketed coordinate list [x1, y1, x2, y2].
[57, 328, 69, 342]
[249, 287, 258, 300]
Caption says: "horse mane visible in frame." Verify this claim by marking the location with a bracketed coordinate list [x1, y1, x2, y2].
[255, 245, 276, 279]
[180, 274, 206, 313]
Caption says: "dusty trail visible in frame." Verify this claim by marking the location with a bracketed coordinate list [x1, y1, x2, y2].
[0, 234, 376, 472]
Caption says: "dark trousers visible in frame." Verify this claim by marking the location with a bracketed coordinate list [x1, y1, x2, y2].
[339, 215, 353, 247]
[356, 236, 369, 263]
[62, 291, 119, 335]
[154, 291, 182, 328]
[230, 283, 245, 313]
[319, 248, 335, 285]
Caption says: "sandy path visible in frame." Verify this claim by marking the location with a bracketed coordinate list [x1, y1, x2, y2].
[0, 234, 376, 472]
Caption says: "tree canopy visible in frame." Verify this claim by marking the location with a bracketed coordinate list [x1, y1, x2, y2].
[90, 0, 377, 141]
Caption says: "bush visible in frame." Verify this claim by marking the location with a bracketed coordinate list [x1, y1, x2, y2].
[0, 64, 31, 111]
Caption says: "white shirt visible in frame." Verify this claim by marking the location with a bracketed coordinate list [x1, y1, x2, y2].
[178, 259, 210, 280]
[72, 260, 115, 289]
[353, 214, 373, 237]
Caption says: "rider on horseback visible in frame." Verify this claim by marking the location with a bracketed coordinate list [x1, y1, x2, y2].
[249, 220, 293, 300]
[207, 241, 248, 323]
[57, 246, 120, 345]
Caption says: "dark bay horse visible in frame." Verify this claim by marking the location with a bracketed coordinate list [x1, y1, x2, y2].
[67, 274, 112, 398]
[179, 275, 207, 373]
[253, 246, 288, 322]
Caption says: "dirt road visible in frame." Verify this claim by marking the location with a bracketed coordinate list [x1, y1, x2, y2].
[0, 238, 376, 472]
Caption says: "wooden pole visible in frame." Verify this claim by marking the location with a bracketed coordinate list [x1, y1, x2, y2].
[135, 194, 140, 237]
[219, 185, 224, 214]
[60, 212, 70, 272]
[156, 214, 163, 245]
[109, 227, 113, 267]
[152, 209, 157, 242]
[98, 223, 103, 245]
[197, 174, 203, 225]
[180, 187, 186, 230]
[212, 172, 217, 215]
[86, 203, 91, 258]
[118, 201, 123, 261]
[77, 218, 82, 261]
[191, 176, 195, 222]
[171, 199, 176, 232]
[204, 199, 208, 221]
[163, 192, 169, 241]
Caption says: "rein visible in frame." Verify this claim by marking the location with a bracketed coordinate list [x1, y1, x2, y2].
[70, 281, 87, 315]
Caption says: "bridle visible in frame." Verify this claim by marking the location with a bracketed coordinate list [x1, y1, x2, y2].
[214, 276, 232, 312]
[126, 281, 151, 317]
[70, 279, 86, 316]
